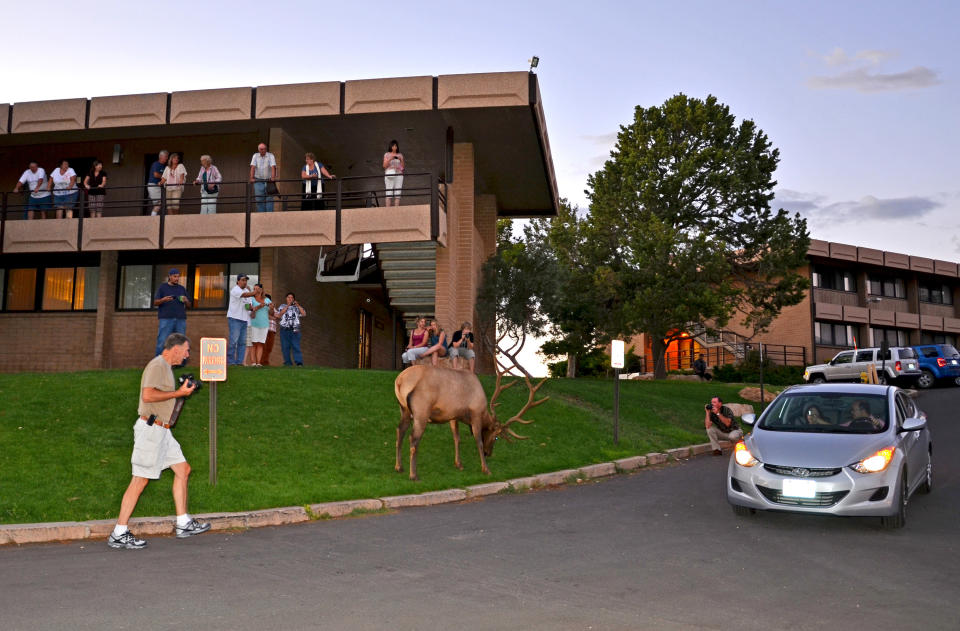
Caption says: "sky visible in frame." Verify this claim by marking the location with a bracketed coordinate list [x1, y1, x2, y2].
[3, 1, 956, 373]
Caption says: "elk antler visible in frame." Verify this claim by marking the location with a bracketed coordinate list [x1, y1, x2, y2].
[494, 330, 549, 441]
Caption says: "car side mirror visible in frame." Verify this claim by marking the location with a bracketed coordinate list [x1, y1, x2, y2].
[829, 359, 836, 365]
[741, 413, 756, 426]
[900, 417, 926, 432]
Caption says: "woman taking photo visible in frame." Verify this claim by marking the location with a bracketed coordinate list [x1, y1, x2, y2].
[301, 152, 335, 210]
[382, 140, 404, 207]
[83, 161, 107, 218]
[160, 153, 187, 214]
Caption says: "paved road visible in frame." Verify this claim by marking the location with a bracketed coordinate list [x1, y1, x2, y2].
[3, 388, 958, 630]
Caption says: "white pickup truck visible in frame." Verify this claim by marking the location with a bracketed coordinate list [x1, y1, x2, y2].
[803, 347, 921, 385]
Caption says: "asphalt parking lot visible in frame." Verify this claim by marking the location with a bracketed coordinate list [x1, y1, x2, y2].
[2, 387, 957, 630]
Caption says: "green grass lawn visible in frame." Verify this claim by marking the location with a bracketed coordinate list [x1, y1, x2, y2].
[0, 367, 757, 525]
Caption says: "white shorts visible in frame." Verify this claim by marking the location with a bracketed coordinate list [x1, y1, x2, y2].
[131, 418, 186, 479]
[147, 184, 162, 203]
[250, 326, 268, 344]
[384, 169, 403, 198]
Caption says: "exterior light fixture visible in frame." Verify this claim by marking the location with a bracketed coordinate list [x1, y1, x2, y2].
[528, 56, 539, 72]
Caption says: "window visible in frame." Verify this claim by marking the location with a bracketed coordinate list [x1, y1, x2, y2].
[855, 350, 874, 362]
[39, 267, 99, 311]
[870, 327, 908, 347]
[833, 352, 854, 365]
[815, 321, 856, 346]
[116, 260, 259, 310]
[919, 282, 953, 305]
[5, 268, 37, 311]
[920, 333, 957, 346]
[867, 275, 906, 298]
[812, 267, 856, 292]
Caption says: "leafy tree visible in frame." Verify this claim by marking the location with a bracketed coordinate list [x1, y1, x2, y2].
[525, 200, 606, 377]
[585, 94, 809, 379]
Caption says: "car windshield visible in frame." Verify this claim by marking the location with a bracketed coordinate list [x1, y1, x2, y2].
[757, 392, 888, 433]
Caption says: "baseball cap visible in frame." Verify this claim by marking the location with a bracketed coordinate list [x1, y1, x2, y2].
[237, 273, 249, 280]
[168, 268, 180, 276]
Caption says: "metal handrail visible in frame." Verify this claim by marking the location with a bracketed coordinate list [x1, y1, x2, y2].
[0, 172, 448, 253]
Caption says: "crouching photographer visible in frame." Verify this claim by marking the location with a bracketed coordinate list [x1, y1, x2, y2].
[107, 333, 210, 550]
[704, 396, 741, 456]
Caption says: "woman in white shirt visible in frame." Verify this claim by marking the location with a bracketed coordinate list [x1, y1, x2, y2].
[382, 140, 404, 207]
[49, 159, 78, 219]
[160, 153, 188, 214]
[193, 155, 222, 214]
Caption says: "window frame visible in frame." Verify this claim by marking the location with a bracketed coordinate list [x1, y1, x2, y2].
[0, 257, 100, 313]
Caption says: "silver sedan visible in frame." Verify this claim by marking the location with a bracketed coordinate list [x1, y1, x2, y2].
[727, 383, 932, 528]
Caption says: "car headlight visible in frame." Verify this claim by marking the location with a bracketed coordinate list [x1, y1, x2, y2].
[734, 441, 759, 467]
[851, 447, 895, 473]
[803, 370, 809, 380]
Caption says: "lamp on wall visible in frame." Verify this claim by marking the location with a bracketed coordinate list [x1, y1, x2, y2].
[528, 56, 539, 73]
[112, 144, 123, 165]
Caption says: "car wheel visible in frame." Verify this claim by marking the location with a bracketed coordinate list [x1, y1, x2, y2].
[954, 376, 960, 387]
[916, 370, 935, 389]
[731, 504, 755, 517]
[880, 470, 908, 529]
[810, 375, 826, 384]
[919, 449, 932, 495]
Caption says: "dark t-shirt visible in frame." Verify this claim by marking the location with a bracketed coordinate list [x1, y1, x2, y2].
[87, 171, 107, 195]
[709, 405, 738, 431]
[148, 161, 165, 184]
[155, 282, 188, 319]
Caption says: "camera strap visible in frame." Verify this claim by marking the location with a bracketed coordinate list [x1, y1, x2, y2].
[168, 398, 185, 429]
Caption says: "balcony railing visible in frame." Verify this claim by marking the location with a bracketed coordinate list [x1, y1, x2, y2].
[0, 172, 447, 253]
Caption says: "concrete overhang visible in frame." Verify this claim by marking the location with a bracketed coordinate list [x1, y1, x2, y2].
[0, 72, 558, 218]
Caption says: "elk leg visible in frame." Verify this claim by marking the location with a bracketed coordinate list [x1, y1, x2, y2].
[395, 406, 412, 473]
[472, 420, 491, 476]
[408, 420, 426, 481]
[450, 420, 463, 470]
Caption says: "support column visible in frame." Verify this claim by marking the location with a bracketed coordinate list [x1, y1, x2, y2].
[93, 251, 118, 369]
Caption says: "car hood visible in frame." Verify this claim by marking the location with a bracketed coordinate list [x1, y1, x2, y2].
[746, 429, 893, 468]
[805, 363, 829, 373]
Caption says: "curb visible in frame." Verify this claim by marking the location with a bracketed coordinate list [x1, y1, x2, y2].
[0, 440, 728, 547]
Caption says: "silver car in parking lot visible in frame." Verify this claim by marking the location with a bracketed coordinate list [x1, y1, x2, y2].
[727, 384, 932, 528]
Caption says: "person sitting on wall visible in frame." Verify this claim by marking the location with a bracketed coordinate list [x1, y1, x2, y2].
[449, 321, 476, 372]
[693, 354, 712, 381]
[421, 319, 448, 366]
[705, 396, 742, 456]
[401, 318, 431, 365]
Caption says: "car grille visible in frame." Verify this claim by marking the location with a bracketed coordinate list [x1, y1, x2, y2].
[756, 485, 849, 507]
[763, 464, 842, 478]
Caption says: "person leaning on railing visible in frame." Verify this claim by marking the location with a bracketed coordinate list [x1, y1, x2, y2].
[13, 161, 52, 219]
[194, 155, 222, 214]
[49, 159, 78, 219]
[147, 150, 168, 216]
[301, 152, 335, 210]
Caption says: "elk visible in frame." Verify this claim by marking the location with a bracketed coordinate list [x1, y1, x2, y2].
[394, 352, 548, 481]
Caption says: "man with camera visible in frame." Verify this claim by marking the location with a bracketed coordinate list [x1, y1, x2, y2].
[704, 396, 741, 456]
[107, 333, 210, 549]
[448, 321, 476, 372]
[154, 268, 191, 357]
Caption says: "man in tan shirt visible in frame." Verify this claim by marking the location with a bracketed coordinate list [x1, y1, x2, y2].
[108, 333, 209, 549]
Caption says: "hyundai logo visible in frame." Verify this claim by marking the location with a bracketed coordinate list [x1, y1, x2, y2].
[791, 468, 811, 477]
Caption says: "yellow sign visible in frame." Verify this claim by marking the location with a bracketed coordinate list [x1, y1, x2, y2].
[200, 337, 227, 382]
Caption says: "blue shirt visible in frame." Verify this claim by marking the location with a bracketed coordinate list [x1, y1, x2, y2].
[148, 161, 165, 184]
[250, 297, 271, 328]
[155, 282, 188, 319]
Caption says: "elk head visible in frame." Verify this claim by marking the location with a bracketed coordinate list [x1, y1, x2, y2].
[481, 333, 549, 457]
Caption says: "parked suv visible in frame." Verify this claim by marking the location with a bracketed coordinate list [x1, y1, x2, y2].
[912, 344, 960, 388]
[803, 346, 922, 386]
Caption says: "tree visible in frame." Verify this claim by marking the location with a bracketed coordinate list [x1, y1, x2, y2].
[525, 200, 606, 378]
[585, 94, 809, 379]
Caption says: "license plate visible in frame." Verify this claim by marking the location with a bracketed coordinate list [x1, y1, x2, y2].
[905, 363, 915, 370]
[782, 479, 817, 498]
[951, 360, 958, 366]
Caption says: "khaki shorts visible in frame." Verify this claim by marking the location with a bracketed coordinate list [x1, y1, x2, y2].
[131, 418, 186, 479]
[449, 347, 475, 360]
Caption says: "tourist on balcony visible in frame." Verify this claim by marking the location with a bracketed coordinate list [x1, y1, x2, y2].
[276, 292, 307, 366]
[227, 274, 256, 366]
[248, 284, 272, 367]
[449, 322, 476, 372]
[83, 161, 108, 218]
[249, 142, 277, 212]
[401, 318, 431, 364]
[147, 150, 169, 216]
[153, 269, 190, 357]
[14, 161, 52, 219]
[301, 152, 335, 210]
[160, 153, 187, 215]
[194, 155, 222, 214]
[422, 320, 449, 366]
[382, 140, 405, 207]
[49, 159, 78, 219]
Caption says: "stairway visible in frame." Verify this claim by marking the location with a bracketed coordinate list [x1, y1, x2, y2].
[687, 323, 748, 361]
[375, 241, 437, 319]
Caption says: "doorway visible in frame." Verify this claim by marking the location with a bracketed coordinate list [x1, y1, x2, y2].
[358, 308, 372, 369]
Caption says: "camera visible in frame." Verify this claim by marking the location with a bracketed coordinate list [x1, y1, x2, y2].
[705, 403, 712, 411]
[179, 373, 202, 394]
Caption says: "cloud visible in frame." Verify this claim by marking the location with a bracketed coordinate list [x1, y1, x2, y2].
[777, 190, 941, 223]
[819, 47, 898, 67]
[581, 132, 618, 147]
[808, 66, 940, 92]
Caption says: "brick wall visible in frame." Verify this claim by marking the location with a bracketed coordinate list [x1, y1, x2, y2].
[0, 313, 98, 372]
